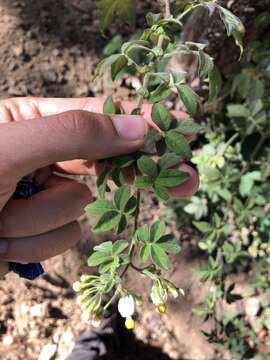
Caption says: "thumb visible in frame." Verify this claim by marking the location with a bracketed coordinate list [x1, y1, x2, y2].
[0, 110, 148, 181]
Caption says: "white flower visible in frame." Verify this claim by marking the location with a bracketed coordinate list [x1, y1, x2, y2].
[72, 281, 81, 292]
[150, 283, 168, 306]
[82, 311, 90, 322]
[118, 295, 136, 330]
[118, 295, 136, 318]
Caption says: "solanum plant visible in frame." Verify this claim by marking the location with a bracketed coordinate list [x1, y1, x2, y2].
[73, 0, 244, 330]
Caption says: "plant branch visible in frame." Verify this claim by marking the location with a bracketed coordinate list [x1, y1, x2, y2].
[250, 133, 267, 162]
[177, 4, 201, 20]
[165, 0, 171, 17]
[120, 170, 141, 278]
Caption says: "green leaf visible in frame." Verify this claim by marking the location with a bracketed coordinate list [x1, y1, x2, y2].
[165, 131, 192, 159]
[170, 70, 186, 84]
[119, 253, 131, 266]
[156, 138, 167, 156]
[111, 55, 128, 81]
[99, 260, 115, 273]
[135, 176, 153, 189]
[176, 84, 200, 117]
[158, 153, 181, 170]
[97, 166, 111, 198]
[150, 221, 166, 242]
[157, 235, 181, 254]
[150, 83, 171, 104]
[156, 169, 189, 187]
[217, 5, 245, 57]
[144, 129, 163, 153]
[151, 103, 172, 131]
[208, 66, 222, 101]
[88, 252, 112, 267]
[198, 50, 214, 77]
[151, 244, 169, 270]
[111, 168, 124, 187]
[137, 156, 158, 178]
[112, 240, 129, 255]
[92, 211, 120, 233]
[193, 221, 212, 234]
[116, 214, 128, 234]
[103, 35, 123, 56]
[146, 12, 162, 26]
[112, 155, 136, 168]
[124, 196, 137, 215]
[94, 241, 113, 253]
[140, 244, 151, 262]
[136, 224, 149, 243]
[153, 184, 170, 201]
[98, 54, 123, 76]
[85, 199, 115, 216]
[114, 186, 130, 210]
[239, 171, 261, 197]
[96, 0, 136, 32]
[174, 119, 202, 134]
[227, 104, 249, 118]
[103, 96, 118, 114]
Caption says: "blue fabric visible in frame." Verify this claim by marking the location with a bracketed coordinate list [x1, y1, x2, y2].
[9, 176, 44, 280]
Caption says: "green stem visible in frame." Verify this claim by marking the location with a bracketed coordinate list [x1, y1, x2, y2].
[250, 133, 267, 162]
[136, 72, 151, 110]
[120, 183, 141, 278]
[103, 288, 120, 310]
[177, 4, 201, 20]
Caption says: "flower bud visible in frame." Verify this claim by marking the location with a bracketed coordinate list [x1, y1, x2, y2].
[80, 274, 92, 283]
[166, 281, 179, 299]
[72, 281, 82, 292]
[90, 312, 104, 328]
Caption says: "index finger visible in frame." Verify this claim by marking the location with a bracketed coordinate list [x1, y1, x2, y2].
[0, 97, 188, 125]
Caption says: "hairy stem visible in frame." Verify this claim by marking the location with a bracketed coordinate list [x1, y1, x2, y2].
[165, 0, 171, 17]
[120, 172, 141, 278]
[177, 4, 201, 20]
[250, 133, 267, 162]
[136, 72, 151, 110]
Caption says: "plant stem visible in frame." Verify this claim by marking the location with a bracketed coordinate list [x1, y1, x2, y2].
[177, 4, 201, 20]
[120, 175, 141, 278]
[103, 288, 120, 310]
[136, 72, 151, 110]
[165, 0, 171, 17]
[250, 133, 267, 162]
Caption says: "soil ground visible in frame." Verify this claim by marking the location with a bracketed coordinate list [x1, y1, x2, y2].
[0, 1, 231, 359]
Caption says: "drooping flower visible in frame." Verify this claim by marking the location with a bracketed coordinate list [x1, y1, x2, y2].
[118, 294, 136, 330]
[150, 282, 168, 313]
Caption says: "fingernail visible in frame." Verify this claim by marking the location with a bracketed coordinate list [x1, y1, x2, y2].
[0, 240, 8, 255]
[111, 115, 147, 141]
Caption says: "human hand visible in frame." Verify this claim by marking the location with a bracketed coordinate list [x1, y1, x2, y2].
[0, 97, 199, 276]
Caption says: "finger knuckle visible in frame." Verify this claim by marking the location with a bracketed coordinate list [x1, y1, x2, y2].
[58, 110, 104, 158]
